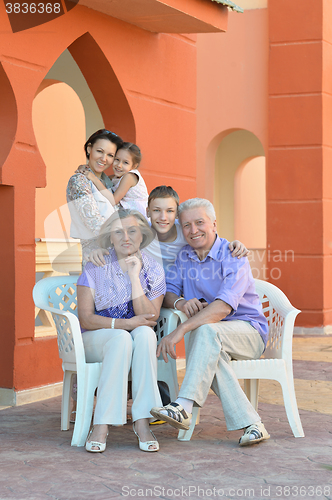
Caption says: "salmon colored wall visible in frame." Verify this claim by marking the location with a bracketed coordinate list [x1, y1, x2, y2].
[197, 4, 332, 329]
[196, 9, 268, 205]
[213, 130, 265, 240]
[234, 156, 266, 249]
[196, 8, 269, 286]
[45, 50, 104, 139]
[0, 186, 15, 387]
[238, 0, 267, 7]
[268, 0, 332, 327]
[33, 83, 86, 239]
[0, 2, 197, 390]
[0, 64, 17, 171]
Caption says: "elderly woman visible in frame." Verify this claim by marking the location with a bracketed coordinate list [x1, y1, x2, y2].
[77, 209, 165, 453]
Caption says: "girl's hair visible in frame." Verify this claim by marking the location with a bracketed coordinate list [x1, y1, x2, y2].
[117, 142, 142, 168]
[148, 185, 180, 207]
[178, 198, 216, 222]
[98, 209, 155, 250]
[84, 129, 123, 158]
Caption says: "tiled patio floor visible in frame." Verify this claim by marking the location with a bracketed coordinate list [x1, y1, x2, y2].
[0, 336, 331, 500]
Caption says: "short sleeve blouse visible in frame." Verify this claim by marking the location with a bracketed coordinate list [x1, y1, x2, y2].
[77, 248, 166, 319]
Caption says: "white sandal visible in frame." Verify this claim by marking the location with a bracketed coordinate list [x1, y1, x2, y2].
[133, 424, 159, 452]
[85, 428, 108, 453]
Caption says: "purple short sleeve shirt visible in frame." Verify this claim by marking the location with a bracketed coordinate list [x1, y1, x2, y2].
[166, 236, 269, 346]
[77, 248, 166, 321]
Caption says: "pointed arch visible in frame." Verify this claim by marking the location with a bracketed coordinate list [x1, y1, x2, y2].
[68, 32, 136, 141]
[33, 32, 136, 236]
[0, 64, 18, 173]
[213, 129, 265, 240]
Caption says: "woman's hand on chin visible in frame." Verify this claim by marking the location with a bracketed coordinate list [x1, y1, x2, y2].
[125, 254, 142, 280]
[127, 313, 157, 330]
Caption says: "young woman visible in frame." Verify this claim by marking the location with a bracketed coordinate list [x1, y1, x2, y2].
[66, 129, 123, 267]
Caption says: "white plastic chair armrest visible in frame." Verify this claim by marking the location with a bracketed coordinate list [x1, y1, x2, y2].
[34, 302, 86, 373]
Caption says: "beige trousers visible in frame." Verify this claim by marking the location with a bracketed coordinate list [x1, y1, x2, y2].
[179, 320, 265, 431]
[82, 326, 162, 425]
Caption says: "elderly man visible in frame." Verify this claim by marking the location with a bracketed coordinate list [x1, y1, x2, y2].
[151, 198, 270, 446]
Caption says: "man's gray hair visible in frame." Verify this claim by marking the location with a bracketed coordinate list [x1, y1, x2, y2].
[178, 198, 216, 222]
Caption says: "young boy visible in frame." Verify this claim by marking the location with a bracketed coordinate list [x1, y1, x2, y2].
[88, 185, 247, 268]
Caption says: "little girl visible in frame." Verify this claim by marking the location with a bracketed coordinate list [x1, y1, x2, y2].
[83, 142, 149, 218]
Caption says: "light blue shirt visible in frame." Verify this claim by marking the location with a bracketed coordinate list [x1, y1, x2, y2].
[145, 220, 187, 273]
[166, 235, 269, 346]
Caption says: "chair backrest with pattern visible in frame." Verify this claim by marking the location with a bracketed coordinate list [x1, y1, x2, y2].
[34, 277, 179, 367]
[154, 308, 180, 357]
[34, 275, 80, 365]
[254, 279, 300, 362]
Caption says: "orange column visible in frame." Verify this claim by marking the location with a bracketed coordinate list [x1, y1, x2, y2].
[0, 185, 15, 388]
[0, 33, 64, 392]
[268, 0, 332, 328]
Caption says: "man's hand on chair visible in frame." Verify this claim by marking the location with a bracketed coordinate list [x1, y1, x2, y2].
[157, 326, 185, 363]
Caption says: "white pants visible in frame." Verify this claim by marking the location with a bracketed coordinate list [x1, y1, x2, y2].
[82, 326, 162, 425]
[179, 320, 265, 431]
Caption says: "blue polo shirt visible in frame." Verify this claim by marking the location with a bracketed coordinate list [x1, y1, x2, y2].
[166, 235, 269, 346]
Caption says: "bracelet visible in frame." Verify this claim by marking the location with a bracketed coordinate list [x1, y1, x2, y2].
[173, 298, 184, 310]
[111, 318, 115, 329]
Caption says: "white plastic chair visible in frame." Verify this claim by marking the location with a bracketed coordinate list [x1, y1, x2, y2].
[173, 279, 304, 441]
[155, 308, 181, 402]
[33, 276, 180, 446]
[169, 310, 201, 441]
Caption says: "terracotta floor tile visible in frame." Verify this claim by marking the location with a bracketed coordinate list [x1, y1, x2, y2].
[0, 336, 332, 499]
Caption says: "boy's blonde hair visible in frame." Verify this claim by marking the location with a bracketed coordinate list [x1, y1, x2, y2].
[148, 185, 180, 207]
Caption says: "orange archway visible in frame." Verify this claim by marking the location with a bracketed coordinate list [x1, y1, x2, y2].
[68, 32, 136, 143]
[212, 129, 265, 239]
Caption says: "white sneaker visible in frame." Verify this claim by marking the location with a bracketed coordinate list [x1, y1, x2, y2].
[239, 421, 270, 446]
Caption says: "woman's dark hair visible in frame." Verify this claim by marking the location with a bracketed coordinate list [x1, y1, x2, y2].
[84, 129, 123, 158]
[98, 209, 155, 250]
[118, 142, 142, 168]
